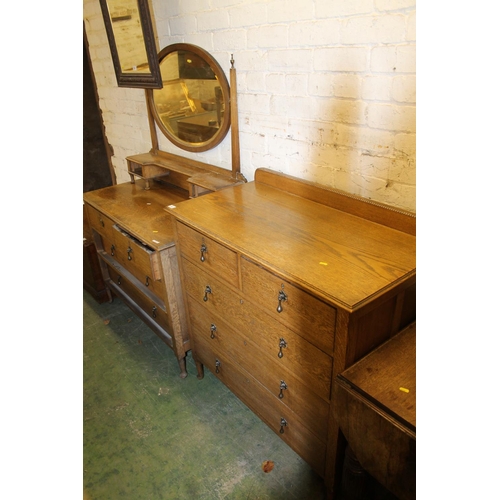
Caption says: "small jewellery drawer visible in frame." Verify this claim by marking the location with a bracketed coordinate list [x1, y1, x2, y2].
[107, 266, 170, 334]
[111, 226, 165, 297]
[85, 204, 116, 242]
[176, 222, 239, 288]
[188, 298, 330, 441]
[182, 258, 333, 402]
[193, 335, 327, 476]
[241, 257, 336, 355]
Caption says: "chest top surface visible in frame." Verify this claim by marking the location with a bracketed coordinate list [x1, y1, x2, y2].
[83, 180, 189, 250]
[165, 172, 416, 310]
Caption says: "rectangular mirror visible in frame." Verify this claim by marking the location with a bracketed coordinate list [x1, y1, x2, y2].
[99, 0, 162, 89]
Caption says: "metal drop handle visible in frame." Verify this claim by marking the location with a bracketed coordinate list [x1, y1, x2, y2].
[200, 244, 207, 262]
[99, 216, 104, 227]
[210, 324, 217, 339]
[127, 246, 133, 260]
[279, 417, 287, 434]
[278, 338, 287, 358]
[279, 380, 288, 399]
[110, 244, 115, 256]
[203, 285, 212, 302]
[117, 275, 121, 286]
[215, 359, 221, 373]
[152, 306, 157, 318]
[145, 276, 150, 287]
[277, 290, 287, 313]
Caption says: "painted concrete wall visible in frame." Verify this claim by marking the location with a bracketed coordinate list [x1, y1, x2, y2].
[84, 0, 416, 212]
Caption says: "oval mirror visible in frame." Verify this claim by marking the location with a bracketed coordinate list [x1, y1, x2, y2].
[147, 44, 231, 152]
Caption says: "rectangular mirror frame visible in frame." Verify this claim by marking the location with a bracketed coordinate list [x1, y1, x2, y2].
[99, 0, 162, 89]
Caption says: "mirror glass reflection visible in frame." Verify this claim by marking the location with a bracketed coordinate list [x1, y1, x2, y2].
[150, 45, 230, 151]
[106, 0, 149, 74]
[99, 0, 162, 88]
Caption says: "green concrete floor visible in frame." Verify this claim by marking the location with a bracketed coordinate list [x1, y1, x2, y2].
[83, 289, 327, 500]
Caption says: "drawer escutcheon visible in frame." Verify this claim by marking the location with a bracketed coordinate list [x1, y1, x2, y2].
[203, 285, 212, 302]
[278, 337, 287, 358]
[279, 380, 288, 399]
[200, 243, 207, 262]
[277, 289, 288, 313]
[279, 417, 288, 434]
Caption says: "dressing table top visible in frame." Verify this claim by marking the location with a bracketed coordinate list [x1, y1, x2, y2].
[165, 168, 416, 311]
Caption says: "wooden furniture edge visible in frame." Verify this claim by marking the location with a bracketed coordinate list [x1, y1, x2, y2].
[165, 211, 416, 314]
[254, 168, 416, 236]
[83, 190, 177, 252]
[129, 150, 237, 179]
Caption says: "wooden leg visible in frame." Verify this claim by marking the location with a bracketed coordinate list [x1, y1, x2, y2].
[189, 349, 204, 379]
[177, 356, 188, 379]
[195, 360, 204, 379]
[325, 424, 347, 500]
[339, 445, 369, 500]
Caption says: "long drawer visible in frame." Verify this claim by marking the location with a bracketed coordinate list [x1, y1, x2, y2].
[111, 225, 165, 298]
[188, 297, 330, 441]
[194, 333, 327, 476]
[107, 265, 171, 335]
[182, 258, 333, 402]
[88, 204, 165, 300]
[241, 257, 336, 355]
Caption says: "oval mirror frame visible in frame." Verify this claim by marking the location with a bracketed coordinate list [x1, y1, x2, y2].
[146, 44, 231, 153]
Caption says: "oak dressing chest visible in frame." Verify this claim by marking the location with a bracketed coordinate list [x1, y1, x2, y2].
[166, 168, 416, 496]
[83, 180, 192, 376]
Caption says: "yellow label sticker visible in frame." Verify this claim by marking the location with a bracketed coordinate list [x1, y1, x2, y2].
[319, 262, 328, 266]
[399, 387, 410, 393]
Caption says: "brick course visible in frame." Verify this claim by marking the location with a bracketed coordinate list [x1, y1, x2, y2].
[84, 0, 416, 211]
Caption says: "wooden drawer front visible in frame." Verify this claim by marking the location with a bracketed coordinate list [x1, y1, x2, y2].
[94, 232, 115, 258]
[86, 205, 116, 243]
[188, 298, 329, 441]
[112, 226, 165, 297]
[193, 335, 326, 476]
[107, 266, 171, 333]
[183, 258, 332, 402]
[176, 222, 239, 288]
[241, 257, 336, 355]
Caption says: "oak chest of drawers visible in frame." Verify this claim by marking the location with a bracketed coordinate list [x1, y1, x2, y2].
[83, 180, 192, 377]
[167, 168, 416, 497]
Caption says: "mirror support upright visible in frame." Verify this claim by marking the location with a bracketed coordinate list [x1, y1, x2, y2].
[230, 55, 241, 180]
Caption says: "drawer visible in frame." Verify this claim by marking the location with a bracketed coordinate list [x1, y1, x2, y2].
[183, 258, 333, 402]
[107, 265, 171, 334]
[241, 257, 336, 355]
[176, 222, 239, 288]
[193, 335, 326, 477]
[93, 232, 115, 258]
[86, 204, 116, 243]
[112, 226, 165, 298]
[188, 298, 330, 441]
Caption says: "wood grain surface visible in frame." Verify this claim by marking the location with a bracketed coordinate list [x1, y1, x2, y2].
[166, 179, 416, 310]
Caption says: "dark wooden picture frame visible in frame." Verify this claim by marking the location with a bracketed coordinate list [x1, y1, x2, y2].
[99, 0, 162, 89]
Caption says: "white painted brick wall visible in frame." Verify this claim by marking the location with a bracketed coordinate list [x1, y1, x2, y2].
[84, 0, 416, 211]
